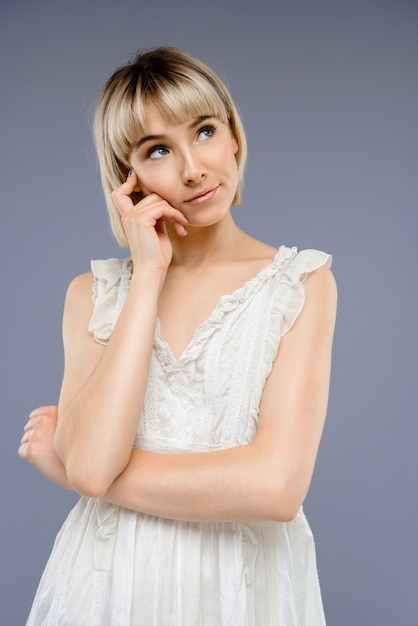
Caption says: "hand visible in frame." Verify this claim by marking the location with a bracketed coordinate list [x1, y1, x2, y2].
[111, 171, 188, 274]
[18, 406, 71, 489]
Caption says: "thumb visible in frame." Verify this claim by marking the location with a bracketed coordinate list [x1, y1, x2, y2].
[111, 169, 140, 215]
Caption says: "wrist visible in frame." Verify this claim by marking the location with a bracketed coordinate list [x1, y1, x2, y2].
[129, 265, 167, 297]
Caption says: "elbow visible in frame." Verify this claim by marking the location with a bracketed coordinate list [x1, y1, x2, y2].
[272, 501, 302, 523]
[269, 494, 302, 522]
[263, 478, 305, 523]
[67, 472, 111, 499]
[64, 459, 114, 499]
[68, 474, 110, 499]
[54, 435, 120, 499]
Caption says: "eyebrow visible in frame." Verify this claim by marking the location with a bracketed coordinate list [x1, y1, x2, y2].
[132, 115, 214, 152]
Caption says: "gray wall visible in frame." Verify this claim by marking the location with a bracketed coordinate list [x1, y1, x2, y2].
[1, 0, 417, 623]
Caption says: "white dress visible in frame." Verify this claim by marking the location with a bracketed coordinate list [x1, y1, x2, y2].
[27, 246, 331, 626]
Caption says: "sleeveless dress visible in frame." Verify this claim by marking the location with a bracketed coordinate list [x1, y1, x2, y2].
[27, 246, 331, 626]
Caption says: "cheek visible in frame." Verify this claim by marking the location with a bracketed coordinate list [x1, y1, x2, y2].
[135, 168, 176, 198]
[221, 145, 239, 178]
[132, 166, 158, 192]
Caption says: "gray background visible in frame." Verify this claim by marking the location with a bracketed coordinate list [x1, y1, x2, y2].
[1, 0, 417, 623]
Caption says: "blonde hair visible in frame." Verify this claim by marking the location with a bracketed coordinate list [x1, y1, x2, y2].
[93, 47, 247, 247]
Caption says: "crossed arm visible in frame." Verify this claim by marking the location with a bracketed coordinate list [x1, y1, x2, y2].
[19, 264, 337, 523]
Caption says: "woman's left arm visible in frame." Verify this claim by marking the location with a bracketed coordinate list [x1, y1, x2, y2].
[106, 266, 337, 522]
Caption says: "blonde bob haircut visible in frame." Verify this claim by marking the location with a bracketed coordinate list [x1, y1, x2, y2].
[94, 47, 247, 247]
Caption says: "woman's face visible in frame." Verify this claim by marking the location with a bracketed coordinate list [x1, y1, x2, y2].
[128, 104, 239, 227]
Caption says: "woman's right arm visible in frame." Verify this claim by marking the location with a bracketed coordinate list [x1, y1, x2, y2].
[18, 267, 161, 495]
[53, 268, 160, 497]
[54, 174, 188, 498]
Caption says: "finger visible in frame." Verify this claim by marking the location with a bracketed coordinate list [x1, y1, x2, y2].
[18, 443, 35, 463]
[20, 429, 31, 444]
[172, 221, 189, 237]
[139, 198, 189, 226]
[153, 215, 168, 236]
[20, 430, 34, 450]
[24, 416, 40, 432]
[18, 442, 29, 460]
[111, 170, 139, 214]
[161, 211, 189, 236]
[120, 190, 189, 224]
[29, 405, 57, 418]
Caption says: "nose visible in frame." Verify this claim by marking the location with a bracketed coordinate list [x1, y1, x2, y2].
[182, 151, 207, 184]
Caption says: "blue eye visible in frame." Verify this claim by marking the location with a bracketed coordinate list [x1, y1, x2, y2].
[148, 146, 168, 159]
[197, 125, 216, 141]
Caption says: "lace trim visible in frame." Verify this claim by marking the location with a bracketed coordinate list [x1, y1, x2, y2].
[89, 258, 132, 345]
[155, 246, 297, 364]
[249, 249, 333, 432]
[88, 249, 294, 348]
[88, 248, 331, 357]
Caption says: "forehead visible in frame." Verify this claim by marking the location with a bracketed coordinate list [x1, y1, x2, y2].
[140, 103, 213, 134]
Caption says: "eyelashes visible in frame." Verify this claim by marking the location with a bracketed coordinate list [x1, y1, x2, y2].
[197, 124, 217, 141]
[146, 123, 218, 160]
[147, 146, 169, 160]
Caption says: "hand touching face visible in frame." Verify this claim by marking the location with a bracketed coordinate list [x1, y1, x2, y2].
[111, 171, 189, 272]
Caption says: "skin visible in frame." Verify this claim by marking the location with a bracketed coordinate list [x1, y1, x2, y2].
[19, 105, 337, 522]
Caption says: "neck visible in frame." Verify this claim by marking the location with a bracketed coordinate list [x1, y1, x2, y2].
[168, 212, 247, 267]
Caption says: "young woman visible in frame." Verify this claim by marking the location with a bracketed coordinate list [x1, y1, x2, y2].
[19, 47, 337, 625]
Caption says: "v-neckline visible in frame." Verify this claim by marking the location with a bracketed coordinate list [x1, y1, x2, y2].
[153, 246, 288, 364]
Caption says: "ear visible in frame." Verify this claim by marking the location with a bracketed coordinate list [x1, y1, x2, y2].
[228, 126, 239, 154]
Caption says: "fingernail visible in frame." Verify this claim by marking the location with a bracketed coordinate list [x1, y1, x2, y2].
[183, 226, 188, 235]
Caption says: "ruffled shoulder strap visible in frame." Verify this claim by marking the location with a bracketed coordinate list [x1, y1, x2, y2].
[249, 248, 332, 419]
[275, 248, 333, 337]
[88, 258, 132, 345]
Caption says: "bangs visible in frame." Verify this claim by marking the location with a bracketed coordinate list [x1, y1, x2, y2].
[106, 70, 231, 169]
[140, 77, 231, 128]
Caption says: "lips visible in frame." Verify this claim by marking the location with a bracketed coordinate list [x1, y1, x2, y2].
[185, 185, 219, 204]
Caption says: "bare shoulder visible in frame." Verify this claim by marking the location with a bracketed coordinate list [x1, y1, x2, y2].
[65, 270, 94, 303]
[62, 271, 96, 345]
[291, 264, 337, 343]
[60, 271, 104, 406]
[304, 264, 337, 305]
[64, 271, 94, 315]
